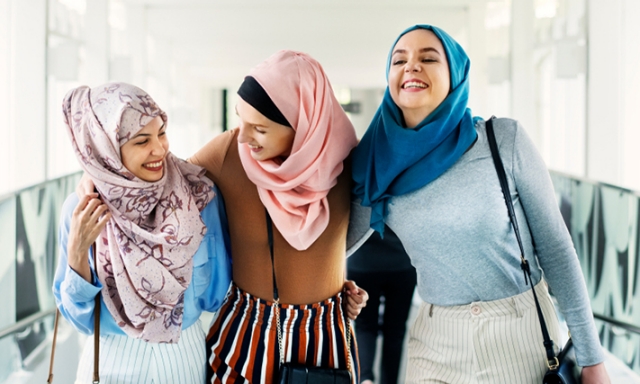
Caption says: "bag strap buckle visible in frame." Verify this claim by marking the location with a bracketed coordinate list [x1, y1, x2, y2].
[547, 357, 560, 370]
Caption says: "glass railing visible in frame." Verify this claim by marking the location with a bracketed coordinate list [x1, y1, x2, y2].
[550, 170, 640, 374]
[0, 172, 81, 382]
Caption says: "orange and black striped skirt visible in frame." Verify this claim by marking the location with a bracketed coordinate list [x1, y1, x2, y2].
[206, 282, 359, 384]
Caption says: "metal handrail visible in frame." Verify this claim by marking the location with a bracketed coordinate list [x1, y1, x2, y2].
[0, 170, 81, 204]
[593, 313, 640, 335]
[0, 308, 57, 340]
[549, 169, 640, 198]
[0, 171, 81, 339]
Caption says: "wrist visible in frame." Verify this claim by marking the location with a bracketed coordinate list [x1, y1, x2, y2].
[67, 247, 92, 282]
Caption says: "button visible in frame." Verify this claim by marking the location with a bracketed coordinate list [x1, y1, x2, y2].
[471, 305, 482, 315]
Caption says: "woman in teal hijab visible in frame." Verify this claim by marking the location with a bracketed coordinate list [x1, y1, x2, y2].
[350, 25, 609, 383]
[352, 24, 479, 235]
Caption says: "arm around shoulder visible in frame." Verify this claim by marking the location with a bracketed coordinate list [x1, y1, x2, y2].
[194, 186, 232, 312]
[189, 129, 237, 183]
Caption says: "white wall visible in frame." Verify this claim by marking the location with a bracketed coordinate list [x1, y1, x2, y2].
[510, 0, 536, 139]
[0, 0, 11, 197]
[619, 0, 640, 190]
[530, 0, 588, 177]
[2, 0, 640, 195]
[5, 0, 47, 195]
[587, 0, 640, 190]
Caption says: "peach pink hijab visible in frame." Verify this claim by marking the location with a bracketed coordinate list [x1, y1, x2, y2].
[238, 50, 357, 251]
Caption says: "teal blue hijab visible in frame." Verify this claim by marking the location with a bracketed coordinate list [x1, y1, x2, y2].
[352, 24, 479, 235]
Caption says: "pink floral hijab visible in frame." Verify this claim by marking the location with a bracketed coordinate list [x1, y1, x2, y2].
[63, 83, 214, 343]
[238, 51, 358, 251]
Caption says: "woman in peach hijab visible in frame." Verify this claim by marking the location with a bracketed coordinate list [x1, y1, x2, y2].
[190, 50, 365, 383]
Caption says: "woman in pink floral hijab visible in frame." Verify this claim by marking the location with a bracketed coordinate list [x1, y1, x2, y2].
[53, 82, 232, 383]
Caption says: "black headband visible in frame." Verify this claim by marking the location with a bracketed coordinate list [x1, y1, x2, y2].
[237, 76, 291, 128]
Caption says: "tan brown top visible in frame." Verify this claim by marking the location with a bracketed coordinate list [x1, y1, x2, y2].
[190, 129, 351, 304]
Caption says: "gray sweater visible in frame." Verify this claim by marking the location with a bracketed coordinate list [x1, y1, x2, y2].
[348, 118, 604, 366]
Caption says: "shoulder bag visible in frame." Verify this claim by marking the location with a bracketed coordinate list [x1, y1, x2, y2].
[486, 117, 580, 384]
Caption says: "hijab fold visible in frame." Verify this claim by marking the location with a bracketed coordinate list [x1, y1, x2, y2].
[352, 25, 480, 235]
[238, 50, 358, 251]
[63, 83, 214, 343]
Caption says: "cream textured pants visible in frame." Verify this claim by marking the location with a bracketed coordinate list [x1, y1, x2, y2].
[406, 281, 561, 384]
[75, 320, 205, 384]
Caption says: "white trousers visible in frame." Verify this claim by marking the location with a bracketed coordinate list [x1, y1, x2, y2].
[75, 320, 206, 384]
[406, 281, 561, 384]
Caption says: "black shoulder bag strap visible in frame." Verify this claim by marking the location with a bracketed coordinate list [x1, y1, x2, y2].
[485, 116, 559, 369]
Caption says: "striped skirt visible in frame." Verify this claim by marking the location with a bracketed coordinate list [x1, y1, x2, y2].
[405, 280, 561, 384]
[75, 319, 206, 384]
[206, 283, 359, 384]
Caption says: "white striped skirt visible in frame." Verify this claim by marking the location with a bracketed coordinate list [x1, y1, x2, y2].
[75, 319, 206, 384]
[406, 281, 561, 384]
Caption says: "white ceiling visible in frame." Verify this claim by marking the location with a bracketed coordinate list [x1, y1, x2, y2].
[131, 0, 477, 88]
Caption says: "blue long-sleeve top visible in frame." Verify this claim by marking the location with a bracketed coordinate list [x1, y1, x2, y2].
[53, 186, 232, 336]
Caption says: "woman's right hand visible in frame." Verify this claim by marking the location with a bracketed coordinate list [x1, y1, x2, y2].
[581, 363, 611, 384]
[67, 193, 111, 283]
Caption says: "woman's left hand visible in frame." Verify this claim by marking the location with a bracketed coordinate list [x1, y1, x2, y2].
[343, 280, 368, 320]
[76, 172, 95, 199]
[581, 362, 610, 384]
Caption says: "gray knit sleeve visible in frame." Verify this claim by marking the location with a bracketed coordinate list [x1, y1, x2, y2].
[510, 120, 604, 366]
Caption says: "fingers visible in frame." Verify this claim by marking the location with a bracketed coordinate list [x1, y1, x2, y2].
[347, 292, 365, 305]
[345, 301, 361, 320]
[76, 173, 96, 199]
[79, 198, 103, 221]
[75, 197, 110, 234]
[89, 210, 111, 240]
[343, 283, 368, 320]
[73, 193, 98, 216]
[360, 288, 369, 303]
[89, 201, 110, 223]
[343, 280, 358, 295]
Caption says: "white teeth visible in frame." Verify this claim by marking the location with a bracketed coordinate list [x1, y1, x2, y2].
[403, 81, 427, 89]
[248, 144, 262, 149]
[144, 161, 162, 168]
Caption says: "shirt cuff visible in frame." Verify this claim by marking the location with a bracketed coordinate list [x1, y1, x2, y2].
[61, 265, 103, 303]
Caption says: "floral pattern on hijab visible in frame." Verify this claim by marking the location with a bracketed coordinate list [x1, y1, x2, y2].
[238, 50, 358, 251]
[63, 82, 214, 343]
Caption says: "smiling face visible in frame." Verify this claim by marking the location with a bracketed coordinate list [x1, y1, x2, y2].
[388, 29, 451, 128]
[236, 97, 295, 162]
[120, 116, 168, 182]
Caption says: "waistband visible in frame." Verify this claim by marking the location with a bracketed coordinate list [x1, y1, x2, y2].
[227, 281, 345, 311]
[423, 280, 551, 319]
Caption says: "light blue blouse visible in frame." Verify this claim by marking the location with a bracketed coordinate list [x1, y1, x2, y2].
[53, 186, 232, 336]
